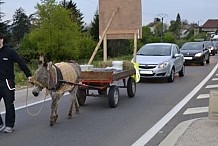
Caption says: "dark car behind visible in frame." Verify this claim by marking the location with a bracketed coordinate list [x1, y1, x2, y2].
[180, 42, 210, 66]
[203, 41, 217, 55]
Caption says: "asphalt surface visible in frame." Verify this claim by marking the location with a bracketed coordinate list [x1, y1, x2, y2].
[0, 58, 218, 146]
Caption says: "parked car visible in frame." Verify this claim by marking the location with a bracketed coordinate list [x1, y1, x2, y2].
[213, 41, 218, 52]
[203, 41, 217, 55]
[135, 43, 185, 82]
[180, 42, 210, 66]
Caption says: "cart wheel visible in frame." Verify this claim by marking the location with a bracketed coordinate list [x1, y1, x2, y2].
[108, 86, 119, 108]
[127, 77, 136, 98]
[98, 89, 107, 96]
[77, 89, 86, 106]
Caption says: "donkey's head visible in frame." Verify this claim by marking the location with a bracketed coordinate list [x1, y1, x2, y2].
[32, 62, 53, 97]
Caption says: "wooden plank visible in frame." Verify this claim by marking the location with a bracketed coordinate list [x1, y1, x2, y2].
[112, 69, 135, 81]
[88, 8, 119, 65]
[81, 71, 113, 81]
[103, 35, 107, 61]
[80, 69, 135, 83]
[133, 33, 137, 62]
[107, 29, 138, 35]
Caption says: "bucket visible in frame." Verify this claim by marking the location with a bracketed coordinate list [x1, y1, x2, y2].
[112, 61, 123, 71]
[80, 65, 93, 71]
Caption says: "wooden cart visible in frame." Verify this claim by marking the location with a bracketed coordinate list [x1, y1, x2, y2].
[77, 69, 136, 108]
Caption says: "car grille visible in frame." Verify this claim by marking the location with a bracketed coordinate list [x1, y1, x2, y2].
[139, 64, 157, 69]
[140, 72, 166, 77]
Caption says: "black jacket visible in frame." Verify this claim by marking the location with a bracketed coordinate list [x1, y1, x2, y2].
[0, 45, 31, 81]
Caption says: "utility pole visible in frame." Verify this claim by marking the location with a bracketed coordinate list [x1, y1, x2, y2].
[158, 13, 167, 42]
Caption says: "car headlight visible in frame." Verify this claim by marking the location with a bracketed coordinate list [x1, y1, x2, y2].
[159, 61, 169, 68]
[195, 53, 203, 57]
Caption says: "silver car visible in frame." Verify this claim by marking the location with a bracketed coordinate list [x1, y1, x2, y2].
[135, 43, 185, 82]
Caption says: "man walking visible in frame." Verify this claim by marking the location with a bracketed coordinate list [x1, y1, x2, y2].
[0, 33, 32, 133]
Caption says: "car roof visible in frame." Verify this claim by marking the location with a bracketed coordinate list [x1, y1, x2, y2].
[146, 43, 174, 46]
[183, 42, 204, 45]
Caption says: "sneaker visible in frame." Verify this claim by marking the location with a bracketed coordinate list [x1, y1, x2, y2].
[4, 127, 13, 133]
[0, 124, 4, 131]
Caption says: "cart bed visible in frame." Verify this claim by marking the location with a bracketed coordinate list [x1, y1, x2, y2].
[80, 69, 135, 83]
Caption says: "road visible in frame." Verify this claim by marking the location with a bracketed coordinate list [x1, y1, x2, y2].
[0, 55, 218, 146]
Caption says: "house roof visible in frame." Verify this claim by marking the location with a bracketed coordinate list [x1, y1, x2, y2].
[202, 19, 218, 28]
[147, 21, 159, 27]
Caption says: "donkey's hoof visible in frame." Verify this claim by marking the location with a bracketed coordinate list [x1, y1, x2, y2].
[50, 121, 54, 127]
[54, 115, 58, 123]
[75, 110, 79, 114]
[68, 115, 72, 119]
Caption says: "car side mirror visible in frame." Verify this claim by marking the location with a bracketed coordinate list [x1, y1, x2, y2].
[175, 54, 180, 58]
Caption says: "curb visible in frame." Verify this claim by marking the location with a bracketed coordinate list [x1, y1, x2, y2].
[158, 119, 198, 146]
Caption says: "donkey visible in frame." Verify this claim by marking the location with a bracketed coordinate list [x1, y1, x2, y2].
[32, 61, 81, 126]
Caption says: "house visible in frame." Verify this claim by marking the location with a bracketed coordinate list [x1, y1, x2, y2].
[147, 18, 161, 34]
[202, 19, 218, 35]
[181, 23, 199, 38]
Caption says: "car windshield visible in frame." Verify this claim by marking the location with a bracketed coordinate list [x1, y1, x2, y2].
[204, 41, 214, 48]
[213, 41, 218, 47]
[181, 42, 203, 50]
[137, 45, 171, 56]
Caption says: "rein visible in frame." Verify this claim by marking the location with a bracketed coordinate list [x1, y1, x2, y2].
[31, 76, 47, 89]
[25, 83, 48, 116]
[25, 64, 59, 116]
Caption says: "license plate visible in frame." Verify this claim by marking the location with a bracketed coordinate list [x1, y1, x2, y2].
[184, 57, 192, 60]
[140, 70, 153, 74]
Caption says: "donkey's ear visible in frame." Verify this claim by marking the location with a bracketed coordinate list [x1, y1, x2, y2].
[47, 61, 53, 70]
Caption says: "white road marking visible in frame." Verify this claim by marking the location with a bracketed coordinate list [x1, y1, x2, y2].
[132, 63, 218, 146]
[0, 92, 69, 114]
[183, 107, 208, 115]
[212, 78, 218, 81]
[197, 94, 209, 99]
[216, 74, 218, 76]
[205, 84, 218, 89]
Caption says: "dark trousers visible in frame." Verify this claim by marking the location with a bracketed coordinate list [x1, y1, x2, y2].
[0, 83, 15, 128]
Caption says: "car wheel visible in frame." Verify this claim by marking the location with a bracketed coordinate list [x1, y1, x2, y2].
[167, 69, 174, 83]
[201, 57, 205, 66]
[206, 56, 210, 64]
[179, 65, 185, 77]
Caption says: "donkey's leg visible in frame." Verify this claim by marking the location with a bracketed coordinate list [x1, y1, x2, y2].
[75, 96, 80, 114]
[50, 93, 60, 126]
[68, 87, 80, 119]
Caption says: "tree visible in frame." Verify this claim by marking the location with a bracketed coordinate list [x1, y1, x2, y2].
[0, 0, 5, 21]
[11, 8, 31, 47]
[90, 10, 99, 42]
[0, 0, 10, 43]
[169, 20, 181, 39]
[141, 26, 153, 44]
[20, 0, 96, 62]
[169, 13, 182, 39]
[20, 0, 82, 61]
[163, 32, 175, 43]
[61, 0, 84, 31]
[176, 13, 181, 25]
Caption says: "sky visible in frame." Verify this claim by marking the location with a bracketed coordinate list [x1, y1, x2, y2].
[1, 0, 218, 26]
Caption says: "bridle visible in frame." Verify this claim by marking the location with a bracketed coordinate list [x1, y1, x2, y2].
[31, 76, 48, 89]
